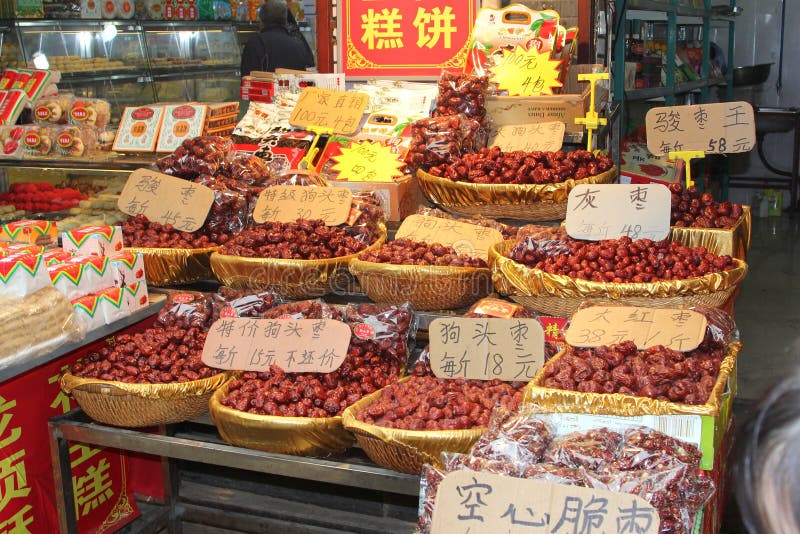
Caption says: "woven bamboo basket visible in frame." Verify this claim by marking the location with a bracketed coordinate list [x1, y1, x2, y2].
[669, 205, 752, 260]
[348, 259, 492, 311]
[208, 380, 353, 456]
[126, 246, 217, 286]
[489, 240, 748, 317]
[210, 224, 387, 299]
[60, 371, 229, 427]
[341, 380, 484, 474]
[416, 166, 618, 221]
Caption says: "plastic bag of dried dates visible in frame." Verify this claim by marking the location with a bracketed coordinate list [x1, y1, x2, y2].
[219, 153, 273, 187]
[432, 72, 489, 128]
[614, 426, 702, 471]
[418, 464, 445, 534]
[344, 302, 417, 367]
[272, 169, 328, 186]
[156, 135, 233, 180]
[404, 115, 481, 172]
[211, 287, 282, 322]
[543, 427, 624, 470]
[193, 176, 249, 235]
[469, 405, 554, 466]
[262, 300, 344, 321]
[507, 226, 574, 268]
[155, 290, 216, 331]
[342, 191, 386, 246]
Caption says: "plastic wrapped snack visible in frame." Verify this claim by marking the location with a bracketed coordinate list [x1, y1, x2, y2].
[404, 115, 481, 172]
[220, 153, 273, 186]
[155, 290, 216, 331]
[543, 427, 623, 470]
[21, 125, 55, 157]
[345, 302, 416, 367]
[69, 98, 111, 128]
[156, 135, 233, 179]
[0, 125, 25, 159]
[33, 93, 73, 125]
[615, 426, 703, 471]
[193, 176, 249, 236]
[211, 287, 281, 321]
[272, 169, 328, 186]
[432, 72, 489, 127]
[55, 125, 98, 157]
[470, 406, 554, 465]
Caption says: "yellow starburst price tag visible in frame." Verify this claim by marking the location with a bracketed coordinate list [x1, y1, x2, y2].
[331, 141, 405, 182]
[489, 46, 563, 97]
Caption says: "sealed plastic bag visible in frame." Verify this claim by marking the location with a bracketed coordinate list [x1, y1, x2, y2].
[156, 135, 233, 179]
[211, 287, 282, 321]
[404, 115, 481, 172]
[155, 290, 216, 331]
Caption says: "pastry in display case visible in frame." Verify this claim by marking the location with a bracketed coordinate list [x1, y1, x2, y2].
[143, 24, 241, 72]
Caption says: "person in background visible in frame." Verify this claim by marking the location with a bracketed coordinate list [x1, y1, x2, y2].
[735, 371, 800, 533]
[241, 0, 315, 76]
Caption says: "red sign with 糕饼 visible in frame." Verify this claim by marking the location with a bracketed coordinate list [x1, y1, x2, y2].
[339, 0, 475, 78]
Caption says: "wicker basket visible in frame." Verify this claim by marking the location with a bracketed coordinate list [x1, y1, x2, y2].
[670, 205, 752, 260]
[210, 224, 387, 299]
[416, 166, 618, 221]
[208, 380, 354, 456]
[490, 240, 748, 317]
[348, 259, 492, 311]
[341, 381, 484, 474]
[126, 246, 217, 286]
[60, 371, 229, 428]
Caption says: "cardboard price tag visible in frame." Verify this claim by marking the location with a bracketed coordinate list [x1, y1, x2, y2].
[431, 470, 659, 534]
[201, 318, 351, 372]
[330, 141, 404, 182]
[645, 101, 755, 156]
[488, 121, 565, 152]
[395, 215, 503, 261]
[489, 46, 564, 97]
[429, 318, 545, 381]
[252, 185, 353, 225]
[117, 168, 214, 232]
[565, 183, 671, 241]
[565, 306, 708, 352]
[289, 87, 369, 134]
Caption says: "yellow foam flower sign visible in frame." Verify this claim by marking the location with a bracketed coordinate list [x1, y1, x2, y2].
[332, 141, 405, 182]
[489, 46, 563, 96]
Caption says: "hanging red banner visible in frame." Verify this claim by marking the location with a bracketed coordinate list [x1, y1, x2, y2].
[339, 0, 475, 78]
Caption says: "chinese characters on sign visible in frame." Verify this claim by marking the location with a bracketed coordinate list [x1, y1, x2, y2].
[0, 395, 34, 533]
[289, 87, 370, 134]
[117, 168, 214, 232]
[330, 141, 405, 182]
[645, 101, 755, 156]
[489, 46, 564, 97]
[252, 185, 353, 225]
[431, 470, 659, 534]
[429, 318, 545, 381]
[395, 215, 503, 261]
[565, 184, 671, 241]
[564, 306, 708, 352]
[201, 318, 352, 373]
[489, 121, 565, 153]
[340, 0, 474, 77]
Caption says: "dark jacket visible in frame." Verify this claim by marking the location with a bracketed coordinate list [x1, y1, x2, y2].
[241, 22, 315, 75]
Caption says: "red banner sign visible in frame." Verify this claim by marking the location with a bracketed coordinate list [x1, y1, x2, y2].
[339, 0, 475, 78]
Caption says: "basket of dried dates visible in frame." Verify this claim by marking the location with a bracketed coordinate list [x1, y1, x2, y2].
[667, 184, 751, 260]
[349, 238, 492, 311]
[341, 347, 525, 474]
[490, 234, 748, 316]
[416, 147, 617, 221]
[209, 302, 415, 456]
[60, 290, 278, 427]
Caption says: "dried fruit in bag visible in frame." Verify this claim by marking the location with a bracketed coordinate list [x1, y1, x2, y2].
[543, 427, 623, 470]
[470, 407, 554, 465]
[156, 136, 232, 179]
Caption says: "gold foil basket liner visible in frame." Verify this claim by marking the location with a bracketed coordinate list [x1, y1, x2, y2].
[669, 205, 752, 260]
[342, 378, 484, 474]
[208, 380, 354, 456]
[209, 223, 387, 300]
[489, 241, 748, 316]
[348, 259, 493, 311]
[416, 166, 618, 221]
[60, 371, 230, 428]
[126, 246, 218, 286]
[523, 342, 741, 417]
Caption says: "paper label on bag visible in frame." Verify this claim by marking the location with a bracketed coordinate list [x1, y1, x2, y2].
[645, 101, 755, 155]
[429, 318, 545, 381]
[565, 184, 671, 241]
[252, 185, 353, 225]
[118, 168, 214, 232]
[289, 87, 369, 134]
[565, 306, 707, 351]
[432, 470, 659, 534]
[395, 215, 503, 261]
[488, 121, 565, 152]
[202, 318, 351, 372]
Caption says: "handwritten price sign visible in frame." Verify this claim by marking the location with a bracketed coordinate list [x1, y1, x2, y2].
[565, 184, 671, 241]
[290, 87, 369, 134]
[331, 141, 405, 182]
[565, 306, 708, 352]
[429, 318, 545, 381]
[645, 101, 755, 156]
[489, 46, 563, 97]
[488, 121, 565, 153]
[395, 215, 503, 261]
[252, 185, 353, 225]
[202, 318, 352, 372]
[117, 168, 214, 232]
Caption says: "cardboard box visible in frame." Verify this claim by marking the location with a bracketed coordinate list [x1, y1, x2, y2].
[330, 174, 420, 221]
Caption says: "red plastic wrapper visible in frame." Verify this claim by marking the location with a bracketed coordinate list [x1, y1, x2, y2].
[404, 115, 481, 172]
[155, 290, 216, 331]
[156, 135, 233, 179]
[211, 287, 282, 321]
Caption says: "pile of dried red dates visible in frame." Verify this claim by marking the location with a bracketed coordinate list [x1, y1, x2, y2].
[405, 115, 480, 171]
[218, 219, 371, 259]
[542, 331, 728, 404]
[122, 214, 233, 248]
[426, 147, 614, 184]
[358, 238, 487, 268]
[418, 414, 713, 534]
[510, 235, 737, 282]
[156, 135, 232, 179]
[432, 72, 489, 127]
[220, 302, 414, 417]
[670, 183, 744, 228]
[355, 376, 524, 430]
